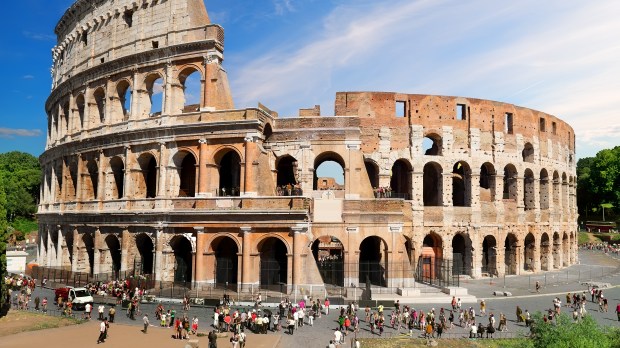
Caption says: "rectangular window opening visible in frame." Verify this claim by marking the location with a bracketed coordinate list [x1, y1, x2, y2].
[539, 118, 546, 132]
[395, 101, 406, 118]
[552, 122, 557, 135]
[152, 41, 159, 49]
[81, 32, 88, 46]
[504, 112, 513, 134]
[456, 104, 466, 120]
[124, 10, 134, 28]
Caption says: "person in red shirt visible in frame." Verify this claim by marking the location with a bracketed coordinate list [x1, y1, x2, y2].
[615, 303, 620, 321]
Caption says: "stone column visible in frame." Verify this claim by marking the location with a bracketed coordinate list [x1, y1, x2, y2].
[154, 228, 164, 281]
[130, 69, 140, 120]
[71, 229, 79, 273]
[157, 142, 167, 197]
[97, 150, 105, 202]
[243, 134, 258, 196]
[197, 139, 209, 196]
[291, 226, 307, 292]
[56, 227, 64, 268]
[493, 174, 504, 222]
[442, 172, 453, 207]
[46, 227, 54, 267]
[163, 63, 173, 115]
[93, 229, 101, 275]
[194, 227, 206, 284]
[532, 243, 541, 272]
[240, 227, 252, 291]
[123, 146, 131, 199]
[83, 88, 91, 131]
[120, 229, 130, 272]
[75, 154, 83, 203]
[50, 161, 58, 204]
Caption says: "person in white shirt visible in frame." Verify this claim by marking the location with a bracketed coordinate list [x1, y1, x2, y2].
[85, 303, 92, 320]
[98, 305, 105, 320]
[334, 329, 342, 344]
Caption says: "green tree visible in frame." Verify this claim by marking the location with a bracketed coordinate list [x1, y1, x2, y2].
[530, 313, 615, 348]
[0, 184, 9, 317]
[0, 151, 41, 221]
[577, 146, 620, 222]
[577, 157, 595, 220]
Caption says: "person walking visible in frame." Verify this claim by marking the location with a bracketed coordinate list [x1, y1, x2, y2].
[143, 314, 150, 333]
[97, 318, 108, 344]
[109, 306, 116, 323]
[535, 281, 540, 293]
[616, 303, 620, 321]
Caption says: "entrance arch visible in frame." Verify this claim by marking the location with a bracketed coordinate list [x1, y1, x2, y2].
[359, 236, 388, 287]
[562, 233, 569, 267]
[540, 233, 550, 271]
[418, 233, 443, 281]
[390, 159, 412, 199]
[218, 150, 241, 196]
[504, 233, 518, 275]
[137, 153, 158, 198]
[364, 159, 379, 189]
[276, 155, 298, 187]
[175, 151, 197, 197]
[135, 234, 154, 275]
[104, 235, 121, 276]
[211, 236, 239, 288]
[451, 233, 471, 276]
[524, 233, 535, 271]
[171, 236, 193, 283]
[312, 236, 344, 287]
[81, 233, 95, 275]
[482, 235, 497, 276]
[423, 162, 443, 206]
[109, 156, 125, 199]
[479, 162, 496, 202]
[452, 161, 471, 207]
[258, 237, 288, 290]
[314, 152, 345, 190]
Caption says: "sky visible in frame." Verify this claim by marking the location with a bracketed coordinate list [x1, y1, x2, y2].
[1, 0, 619, 163]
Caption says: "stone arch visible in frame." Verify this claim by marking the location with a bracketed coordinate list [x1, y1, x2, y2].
[451, 233, 472, 276]
[64, 157, 78, 201]
[359, 236, 388, 287]
[114, 79, 132, 122]
[364, 159, 379, 190]
[523, 168, 535, 210]
[481, 235, 497, 276]
[311, 235, 344, 287]
[522, 142, 535, 163]
[103, 234, 121, 276]
[561, 173, 568, 212]
[503, 164, 518, 200]
[80, 232, 95, 275]
[214, 148, 242, 196]
[423, 161, 443, 206]
[172, 150, 198, 197]
[276, 155, 298, 188]
[479, 162, 496, 202]
[178, 66, 202, 113]
[390, 158, 412, 199]
[540, 233, 550, 271]
[84, 157, 98, 200]
[62, 230, 74, 268]
[504, 233, 518, 275]
[420, 232, 443, 280]
[144, 73, 164, 117]
[53, 161, 63, 202]
[136, 152, 158, 198]
[423, 133, 442, 156]
[524, 233, 535, 271]
[552, 232, 561, 269]
[109, 156, 125, 199]
[75, 94, 85, 130]
[135, 233, 154, 275]
[263, 123, 273, 142]
[257, 236, 289, 289]
[562, 232, 569, 267]
[404, 236, 414, 266]
[452, 161, 471, 207]
[211, 235, 240, 287]
[539, 169, 549, 210]
[552, 171, 560, 208]
[91, 87, 106, 126]
[313, 151, 345, 190]
[170, 235, 193, 283]
[61, 100, 70, 135]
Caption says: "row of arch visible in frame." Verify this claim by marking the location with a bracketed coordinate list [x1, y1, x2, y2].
[48, 67, 203, 142]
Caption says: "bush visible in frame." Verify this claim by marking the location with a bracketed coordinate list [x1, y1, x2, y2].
[529, 312, 618, 348]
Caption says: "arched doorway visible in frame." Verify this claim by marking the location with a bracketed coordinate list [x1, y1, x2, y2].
[212, 236, 239, 289]
[423, 162, 443, 206]
[504, 234, 518, 275]
[418, 233, 443, 282]
[314, 152, 345, 191]
[171, 236, 193, 283]
[63, 231, 74, 268]
[452, 161, 471, 207]
[135, 234, 154, 275]
[540, 233, 550, 271]
[218, 150, 241, 196]
[482, 236, 497, 276]
[177, 152, 197, 197]
[276, 156, 298, 189]
[562, 233, 569, 267]
[503, 164, 518, 200]
[364, 160, 379, 190]
[451, 234, 471, 276]
[311, 236, 344, 287]
[523, 169, 535, 210]
[82, 233, 95, 275]
[85, 158, 99, 200]
[137, 154, 158, 199]
[524, 233, 535, 271]
[522, 142, 534, 162]
[479, 162, 496, 202]
[390, 159, 412, 199]
[540, 169, 549, 210]
[258, 237, 288, 291]
[359, 236, 387, 287]
[552, 232, 561, 269]
[179, 68, 201, 112]
[105, 235, 121, 276]
[423, 134, 442, 155]
[109, 156, 124, 199]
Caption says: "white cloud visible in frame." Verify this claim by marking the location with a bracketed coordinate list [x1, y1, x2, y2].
[274, 0, 295, 15]
[0, 128, 42, 138]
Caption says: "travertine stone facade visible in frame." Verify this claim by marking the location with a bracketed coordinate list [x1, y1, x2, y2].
[38, 0, 577, 295]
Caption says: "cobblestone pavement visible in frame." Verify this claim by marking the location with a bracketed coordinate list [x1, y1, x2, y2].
[20, 249, 620, 348]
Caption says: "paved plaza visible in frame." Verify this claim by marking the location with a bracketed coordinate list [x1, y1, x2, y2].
[5, 249, 620, 348]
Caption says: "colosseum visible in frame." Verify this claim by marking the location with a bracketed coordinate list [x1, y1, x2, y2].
[37, 0, 577, 297]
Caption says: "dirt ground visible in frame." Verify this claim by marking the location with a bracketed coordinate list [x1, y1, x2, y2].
[0, 311, 80, 337]
[0, 313, 280, 348]
[359, 338, 517, 348]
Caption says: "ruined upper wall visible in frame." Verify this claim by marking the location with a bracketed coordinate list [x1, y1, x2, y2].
[51, 0, 219, 89]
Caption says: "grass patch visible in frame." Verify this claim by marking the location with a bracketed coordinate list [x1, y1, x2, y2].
[10, 217, 38, 234]
[358, 337, 527, 348]
[0, 310, 83, 337]
[579, 232, 602, 245]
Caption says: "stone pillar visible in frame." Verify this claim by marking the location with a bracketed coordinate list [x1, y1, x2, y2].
[442, 173, 453, 207]
[46, 227, 54, 267]
[93, 229, 101, 275]
[56, 227, 64, 268]
[194, 227, 206, 284]
[163, 63, 173, 115]
[130, 70, 140, 120]
[83, 88, 91, 130]
[240, 227, 252, 291]
[123, 146, 131, 198]
[154, 229, 164, 281]
[243, 134, 258, 196]
[50, 161, 58, 204]
[157, 142, 167, 197]
[532, 243, 541, 272]
[120, 229, 130, 272]
[75, 154, 83, 202]
[470, 173, 481, 208]
[197, 139, 209, 196]
[71, 229, 78, 273]
[97, 150, 105, 202]
[493, 175, 504, 222]
[291, 226, 307, 292]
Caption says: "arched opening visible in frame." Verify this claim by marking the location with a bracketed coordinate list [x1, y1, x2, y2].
[523, 169, 535, 210]
[258, 237, 288, 290]
[552, 171, 560, 208]
[561, 173, 568, 213]
[180, 68, 201, 112]
[359, 236, 388, 287]
[116, 80, 132, 122]
[263, 123, 273, 142]
[276, 155, 298, 190]
[75, 94, 85, 129]
[562, 233, 569, 267]
[522, 142, 534, 163]
[312, 236, 344, 287]
[390, 159, 412, 199]
[524, 233, 535, 271]
[451, 233, 471, 276]
[503, 164, 518, 200]
[540, 169, 549, 210]
[313, 152, 345, 191]
[423, 162, 443, 206]
[404, 237, 414, 266]
[54, 163, 63, 202]
[452, 161, 471, 207]
[145, 74, 164, 117]
[552, 232, 561, 269]
[85, 158, 98, 200]
[138, 154, 158, 198]
[482, 236, 497, 276]
[218, 150, 241, 196]
[105, 235, 121, 276]
[418, 233, 443, 281]
[109, 156, 124, 199]
[82, 233, 95, 276]
[212, 236, 239, 288]
[92, 88, 106, 125]
[63, 231, 74, 267]
[135, 234, 154, 275]
[479, 162, 496, 202]
[364, 159, 379, 191]
[65, 158, 78, 201]
[177, 152, 197, 197]
[423, 134, 442, 156]
[540, 233, 550, 271]
[504, 233, 518, 275]
[62, 101, 70, 134]
[171, 236, 193, 283]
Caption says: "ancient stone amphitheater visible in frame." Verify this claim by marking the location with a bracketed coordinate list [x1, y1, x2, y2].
[37, 0, 577, 296]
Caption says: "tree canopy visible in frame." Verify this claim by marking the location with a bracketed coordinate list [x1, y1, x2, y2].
[0, 151, 41, 221]
[577, 146, 620, 222]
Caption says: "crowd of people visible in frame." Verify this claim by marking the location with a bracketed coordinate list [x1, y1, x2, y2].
[276, 184, 303, 196]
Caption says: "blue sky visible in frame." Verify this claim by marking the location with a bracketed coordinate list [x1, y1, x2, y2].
[1, 0, 619, 161]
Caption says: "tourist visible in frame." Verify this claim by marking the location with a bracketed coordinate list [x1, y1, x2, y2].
[97, 318, 108, 344]
[208, 330, 218, 348]
[143, 314, 150, 333]
[98, 304, 105, 320]
[109, 306, 116, 323]
[85, 302, 92, 320]
[238, 329, 246, 348]
[42, 297, 48, 313]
